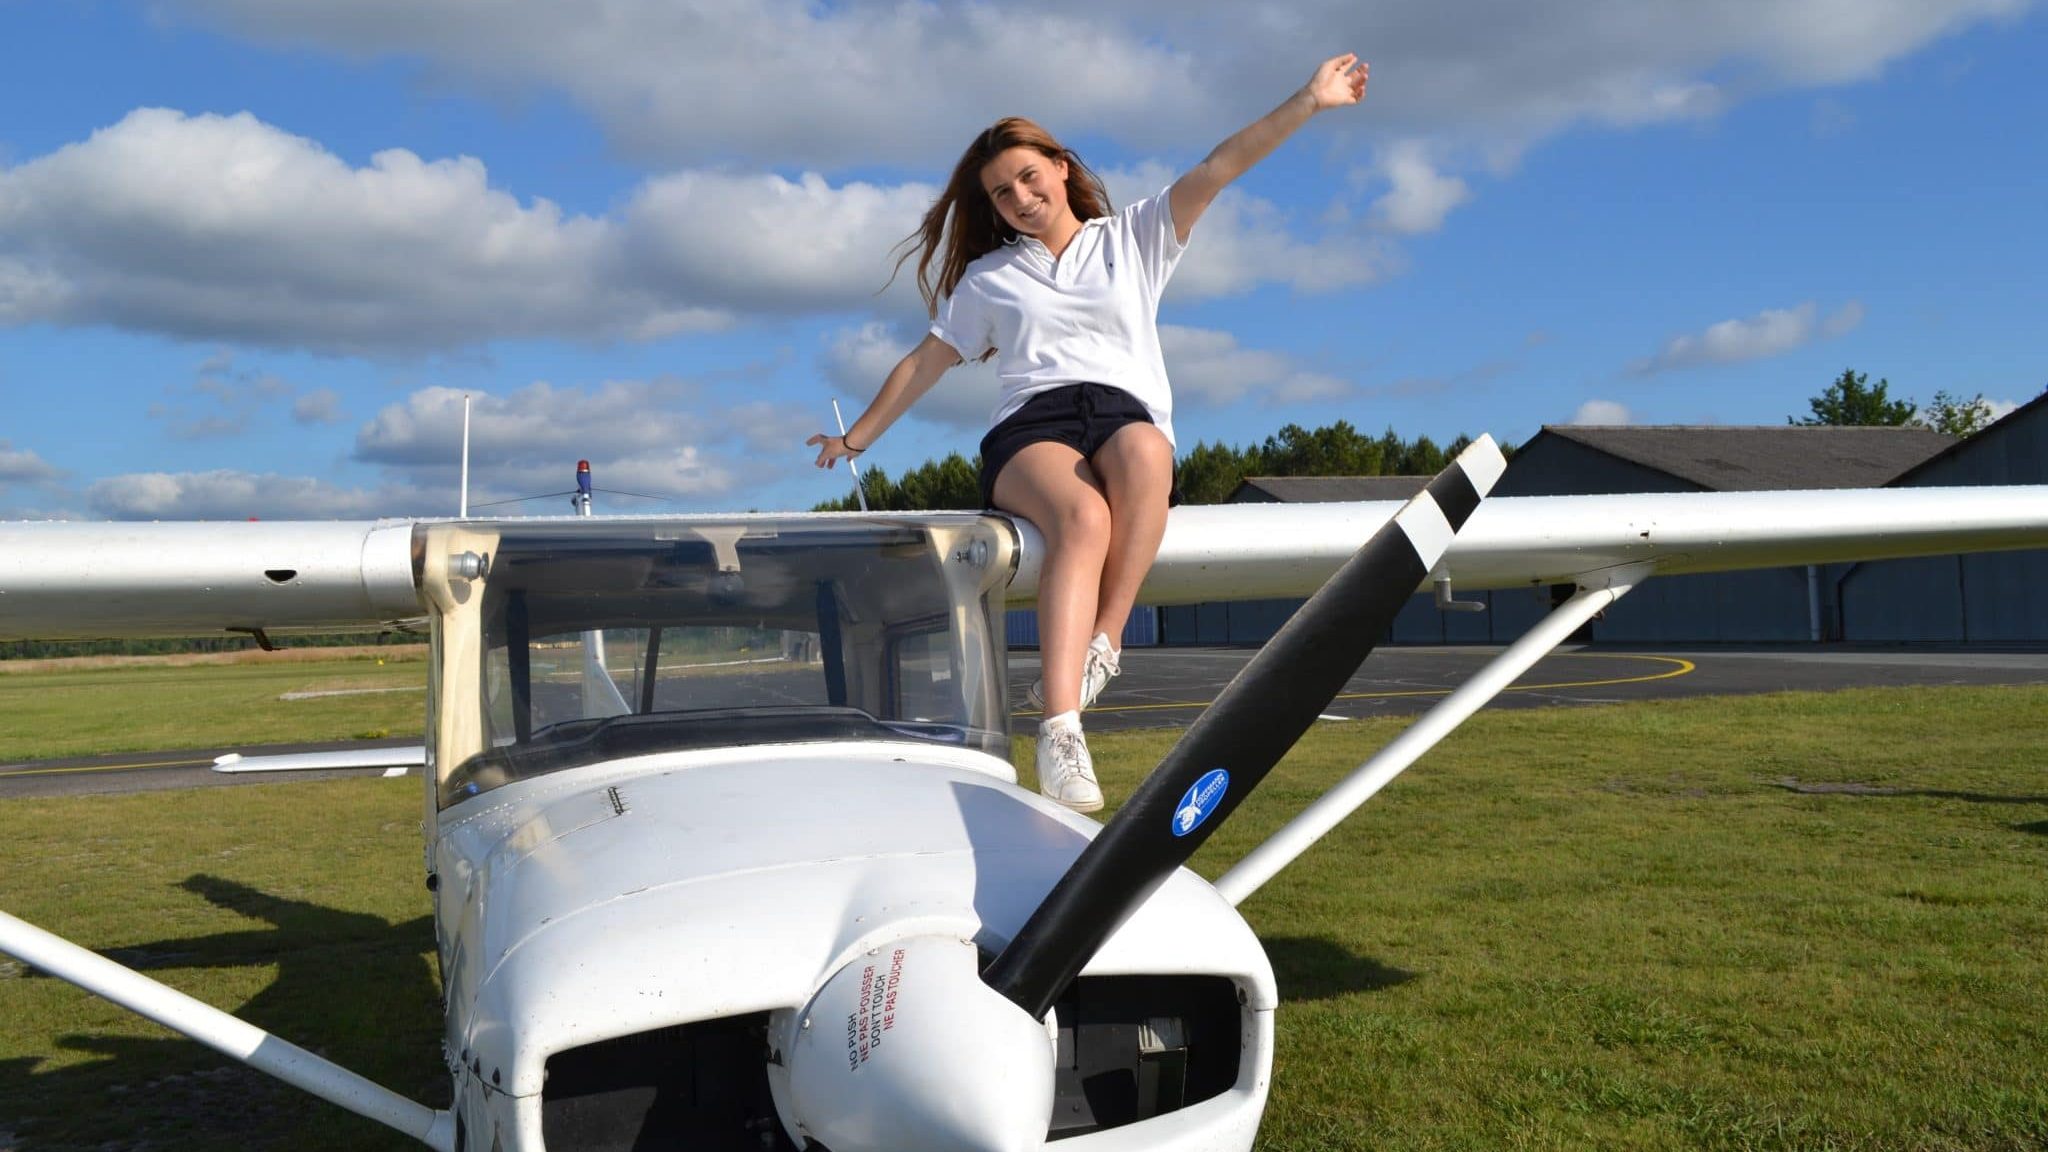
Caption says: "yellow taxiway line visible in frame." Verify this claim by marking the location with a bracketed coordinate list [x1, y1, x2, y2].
[1018, 652, 1697, 719]
[0, 756, 216, 779]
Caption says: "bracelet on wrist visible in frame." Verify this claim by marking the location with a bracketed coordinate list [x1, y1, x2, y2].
[841, 434, 867, 454]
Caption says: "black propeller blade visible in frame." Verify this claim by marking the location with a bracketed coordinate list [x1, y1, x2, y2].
[983, 436, 1506, 1020]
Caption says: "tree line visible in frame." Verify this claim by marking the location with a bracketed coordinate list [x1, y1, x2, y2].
[1794, 368, 2040, 436]
[812, 421, 1505, 512]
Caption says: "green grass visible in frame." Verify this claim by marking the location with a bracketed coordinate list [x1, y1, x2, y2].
[3, 683, 2046, 1149]
[0, 655, 427, 762]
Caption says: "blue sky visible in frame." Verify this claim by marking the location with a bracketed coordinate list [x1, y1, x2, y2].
[1, 0, 2042, 520]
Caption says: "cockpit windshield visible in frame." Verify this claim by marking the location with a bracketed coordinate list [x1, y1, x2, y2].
[417, 516, 1014, 808]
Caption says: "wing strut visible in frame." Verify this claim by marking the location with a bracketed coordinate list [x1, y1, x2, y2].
[1213, 564, 1650, 905]
[0, 910, 456, 1151]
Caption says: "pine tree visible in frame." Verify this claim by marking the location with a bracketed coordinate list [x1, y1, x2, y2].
[1793, 368, 1916, 426]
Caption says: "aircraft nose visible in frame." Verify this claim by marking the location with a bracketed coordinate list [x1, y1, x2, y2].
[785, 935, 1055, 1152]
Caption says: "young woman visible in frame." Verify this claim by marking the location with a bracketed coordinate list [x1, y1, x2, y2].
[811, 53, 1369, 812]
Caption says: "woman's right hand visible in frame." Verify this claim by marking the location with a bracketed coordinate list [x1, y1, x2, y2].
[807, 433, 863, 469]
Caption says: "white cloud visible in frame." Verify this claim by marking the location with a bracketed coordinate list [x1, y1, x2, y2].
[164, 0, 2027, 172]
[1571, 400, 1633, 425]
[621, 171, 935, 315]
[167, 0, 1219, 169]
[85, 470, 416, 520]
[293, 388, 342, 425]
[1105, 164, 1390, 299]
[0, 441, 60, 483]
[726, 400, 824, 455]
[823, 323, 1000, 432]
[357, 381, 690, 465]
[9, 0, 2018, 366]
[10, 5, 1997, 416]
[825, 322, 1356, 439]
[1820, 299, 1866, 338]
[353, 381, 743, 504]
[1630, 300, 1864, 375]
[1159, 325, 1352, 407]
[0, 110, 722, 353]
[0, 113, 1383, 355]
[581, 445, 735, 504]
[1368, 141, 1472, 235]
[1984, 397, 2023, 422]
[81, 376, 783, 520]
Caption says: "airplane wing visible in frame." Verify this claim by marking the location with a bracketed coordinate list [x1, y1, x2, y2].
[0, 519, 422, 639]
[2, 486, 2045, 637]
[1077, 485, 2048, 605]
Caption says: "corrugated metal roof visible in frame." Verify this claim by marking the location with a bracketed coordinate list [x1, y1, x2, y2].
[1227, 475, 1432, 503]
[1538, 425, 1954, 490]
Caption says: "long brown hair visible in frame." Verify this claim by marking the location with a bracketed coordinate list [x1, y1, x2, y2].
[891, 117, 1113, 321]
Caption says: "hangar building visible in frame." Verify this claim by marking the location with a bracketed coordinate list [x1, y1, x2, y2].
[1483, 425, 1952, 644]
[1839, 391, 2048, 642]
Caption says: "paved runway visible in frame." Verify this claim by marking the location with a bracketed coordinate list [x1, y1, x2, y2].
[5, 645, 2044, 797]
[1024, 645, 2048, 731]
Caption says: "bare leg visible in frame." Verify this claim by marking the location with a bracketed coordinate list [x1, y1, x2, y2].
[992, 442, 1111, 716]
[1087, 422, 1175, 647]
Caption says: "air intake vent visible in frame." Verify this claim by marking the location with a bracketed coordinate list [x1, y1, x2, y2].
[542, 1013, 798, 1151]
[1048, 974, 1243, 1139]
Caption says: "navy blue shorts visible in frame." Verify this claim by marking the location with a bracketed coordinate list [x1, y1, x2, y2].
[977, 383, 1179, 510]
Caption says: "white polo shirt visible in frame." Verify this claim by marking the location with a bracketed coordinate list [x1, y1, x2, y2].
[930, 187, 1188, 446]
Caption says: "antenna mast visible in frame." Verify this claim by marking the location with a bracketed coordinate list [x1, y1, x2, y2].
[459, 394, 472, 518]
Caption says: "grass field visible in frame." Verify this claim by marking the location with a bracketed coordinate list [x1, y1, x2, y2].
[1, 665, 2045, 1150]
[0, 651, 428, 762]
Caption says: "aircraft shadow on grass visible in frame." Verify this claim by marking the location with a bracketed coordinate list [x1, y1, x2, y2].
[1259, 936, 1417, 1002]
[4, 875, 441, 1152]
[4, 878, 1421, 1147]
[1773, 778, 2048, 842]
[1773, 778, 2048, 808]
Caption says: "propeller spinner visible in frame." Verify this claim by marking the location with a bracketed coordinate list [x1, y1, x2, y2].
[784, 936, 1055, 1152]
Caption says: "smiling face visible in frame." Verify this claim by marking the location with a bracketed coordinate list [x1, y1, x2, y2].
[980, 146, 1074, 240]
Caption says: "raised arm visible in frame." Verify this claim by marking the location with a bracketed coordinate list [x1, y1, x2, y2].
[808, 332, 963, 469]
[1168, 53, 1368, 245]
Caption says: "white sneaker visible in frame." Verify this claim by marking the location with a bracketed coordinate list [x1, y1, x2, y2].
[1027, 633, 1121, 713]
[1036, 715, 1103, 813]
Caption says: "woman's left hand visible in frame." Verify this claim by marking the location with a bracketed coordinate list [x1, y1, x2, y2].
[1305, 53, 1368, 111]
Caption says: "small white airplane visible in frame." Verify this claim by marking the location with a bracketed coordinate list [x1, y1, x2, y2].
[2, 436, 2045, 1152]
